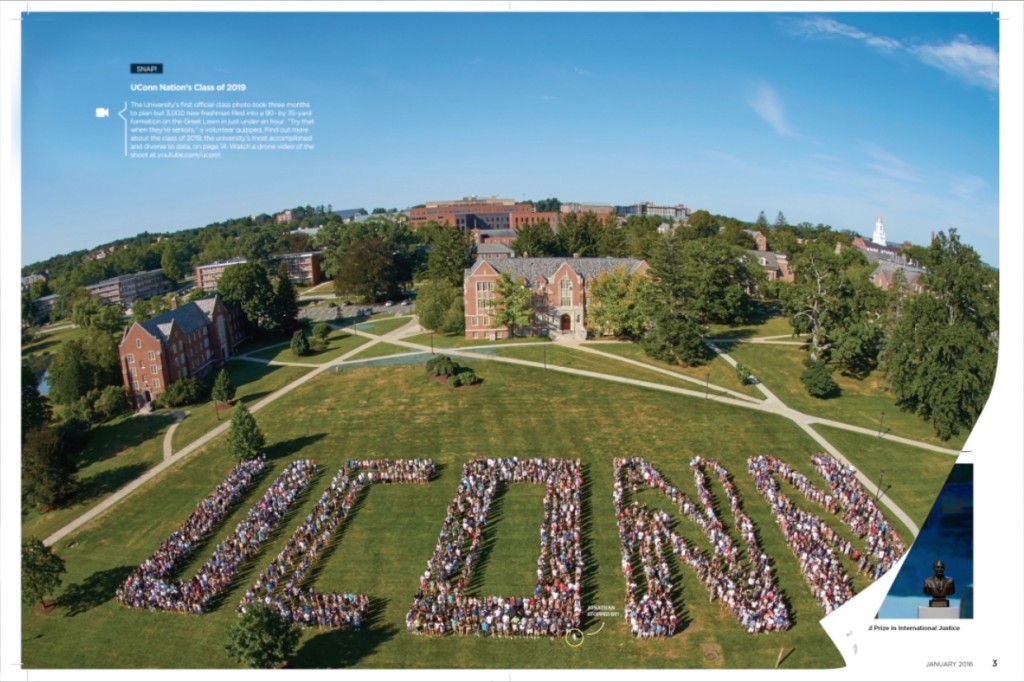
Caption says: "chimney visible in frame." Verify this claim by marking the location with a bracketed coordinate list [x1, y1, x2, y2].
[572, 252, 580, 259]
[170, 297, 179, 310]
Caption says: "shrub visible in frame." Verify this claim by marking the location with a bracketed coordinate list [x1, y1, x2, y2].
[451, 370, 480, 387]
[425, 355, 458, 378]
[802, 358, 840, 399]
[160, 377, 205, 408]
[735, 363, 754, 385]
[290, 330, 310, 357]
[93, 385, 129, 421]
[312, 322, 331, 345]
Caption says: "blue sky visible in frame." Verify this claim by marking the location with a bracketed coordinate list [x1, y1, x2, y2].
[20, 10, 1003, 265]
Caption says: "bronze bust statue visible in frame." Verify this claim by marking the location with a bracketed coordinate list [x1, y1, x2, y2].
[923, 560, 955, 607]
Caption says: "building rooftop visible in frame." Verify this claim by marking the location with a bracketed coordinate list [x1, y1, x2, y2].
[467, 257, 646, 282]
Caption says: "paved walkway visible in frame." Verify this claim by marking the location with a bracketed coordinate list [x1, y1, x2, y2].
[43, 318, 416, 547]
[45, 317, 951, 545]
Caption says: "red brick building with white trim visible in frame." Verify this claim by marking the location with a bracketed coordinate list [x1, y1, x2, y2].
[463, 257, 649, 340]
[118, 295, 246, 409]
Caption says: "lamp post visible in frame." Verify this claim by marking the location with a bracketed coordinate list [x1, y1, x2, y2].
[430, 331, 435, 355]
[877, 411, 885, 437]
[705, 372, 710, 400]
[876, 469, 886, 501]
[543, 345, 547, 369]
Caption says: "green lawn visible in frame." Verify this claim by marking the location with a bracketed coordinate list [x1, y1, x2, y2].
[22, 324, 85, 372]
[170, 361, 311, 451]
[22, 412, 176, 541]
[352, 316, 414, 336]
[403, 332, 552, 349]
[491, 345, 727, 396]
[245, 330, 370, 365]
[726, 343, 967, 449]
[346, 342, 419, 360]
[23, 361, 947, 670]
[584, 341, 761, 398]
[811, 424, 957, 534]
[706, 315, 798, 339]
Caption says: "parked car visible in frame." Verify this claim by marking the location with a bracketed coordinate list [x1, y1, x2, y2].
[384, 300, 394, 307]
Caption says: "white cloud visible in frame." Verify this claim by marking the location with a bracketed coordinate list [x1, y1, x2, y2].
[790, 16, 902, 52]
[911, 35, 999, 91]
[951, 174, 987, 200]
[749, 83, 795, 136]
[862, 143, 921, 183]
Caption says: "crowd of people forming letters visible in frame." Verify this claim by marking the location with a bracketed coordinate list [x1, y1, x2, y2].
[747, 454, 905, 615]
[613, 456, 791, 638]
[117, 456, 315, 613]
[405, 457, 584, 638]
[240, 459, 434, 629]
[117, 449, 901, 637]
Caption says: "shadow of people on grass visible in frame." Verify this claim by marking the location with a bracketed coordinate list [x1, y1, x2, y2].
[264, 433, 328, 461]
[60, 565, 134, 617]
[290, 597, 398, 668]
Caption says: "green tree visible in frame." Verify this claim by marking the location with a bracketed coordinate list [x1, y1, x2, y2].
[687, 210, 720, 239]
[241, 227, 284, 265]
[490, 272, 532, 337]
[217, 262, 277, 334]
[587, 266, 653, 340]
[427, 227, 476, 287]
[642, 234, 713, 366]
[884, 229, 998, 440]
[92, 385, 129, 422]
[774, 211, 788, 230]
[755, 211, 769, 232]
[333, 237, 402, 302]
[780, 241, 880, 365]
[22, 537, 66, 609]
[211, 368, 236, 403]
[160, 241, 188, 282]
[47, 332, 120, 406]
[22, 426, 77, 511]
[416, 279, 460, 332]
[228, 403, 266, 460]
[312, 322, 331, 347]
[22, 364, 52, 436]
[290, 330, 310, 357]
[532, 197, 561, 212]
[271, 261, 299, 334]
[225, 602, 300, 669]
[802, 358, 840, 398]
[557, 211, 601, 257]
[512, 220, 559, 257]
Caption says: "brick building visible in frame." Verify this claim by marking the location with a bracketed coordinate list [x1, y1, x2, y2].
[118, 295, 246, 409]
[194, 252, 324, 291]
[84, 268, 174, 308]
[410, 196, 559, 232]
[615, 201, 691, 222]
[463, 257, 649, 340]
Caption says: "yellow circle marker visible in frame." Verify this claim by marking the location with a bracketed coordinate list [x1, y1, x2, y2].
[565, 628, 585, 647]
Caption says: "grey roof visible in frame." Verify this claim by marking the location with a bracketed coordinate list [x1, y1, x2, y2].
[334, 208, 368, 220]
[192, 295, 221, 321]
[477, 229, 518, 239]
[477, 243, 515, 255]
[872, 261, 924, 285]
[139, 302, 209, 343]
[747, 250, 780, 270]
[466, 257, 646, 282]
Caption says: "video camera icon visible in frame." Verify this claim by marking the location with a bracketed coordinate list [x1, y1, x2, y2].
[96, 107, 110, 118]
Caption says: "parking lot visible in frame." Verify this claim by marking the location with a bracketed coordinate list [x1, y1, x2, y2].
[298, 298, 415, 324]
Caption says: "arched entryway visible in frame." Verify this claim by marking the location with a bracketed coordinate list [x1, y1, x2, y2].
[560, 314, 572, 332]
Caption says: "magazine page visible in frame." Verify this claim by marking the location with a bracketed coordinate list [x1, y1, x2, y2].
[2, 2, 1021, 681]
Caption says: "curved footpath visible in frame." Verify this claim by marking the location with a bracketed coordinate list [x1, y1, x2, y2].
[45, 319, 953, 546]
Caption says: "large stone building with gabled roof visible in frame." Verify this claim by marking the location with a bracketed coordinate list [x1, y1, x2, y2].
[118, 295, 246, 409]
[463, 257, 649, 340]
